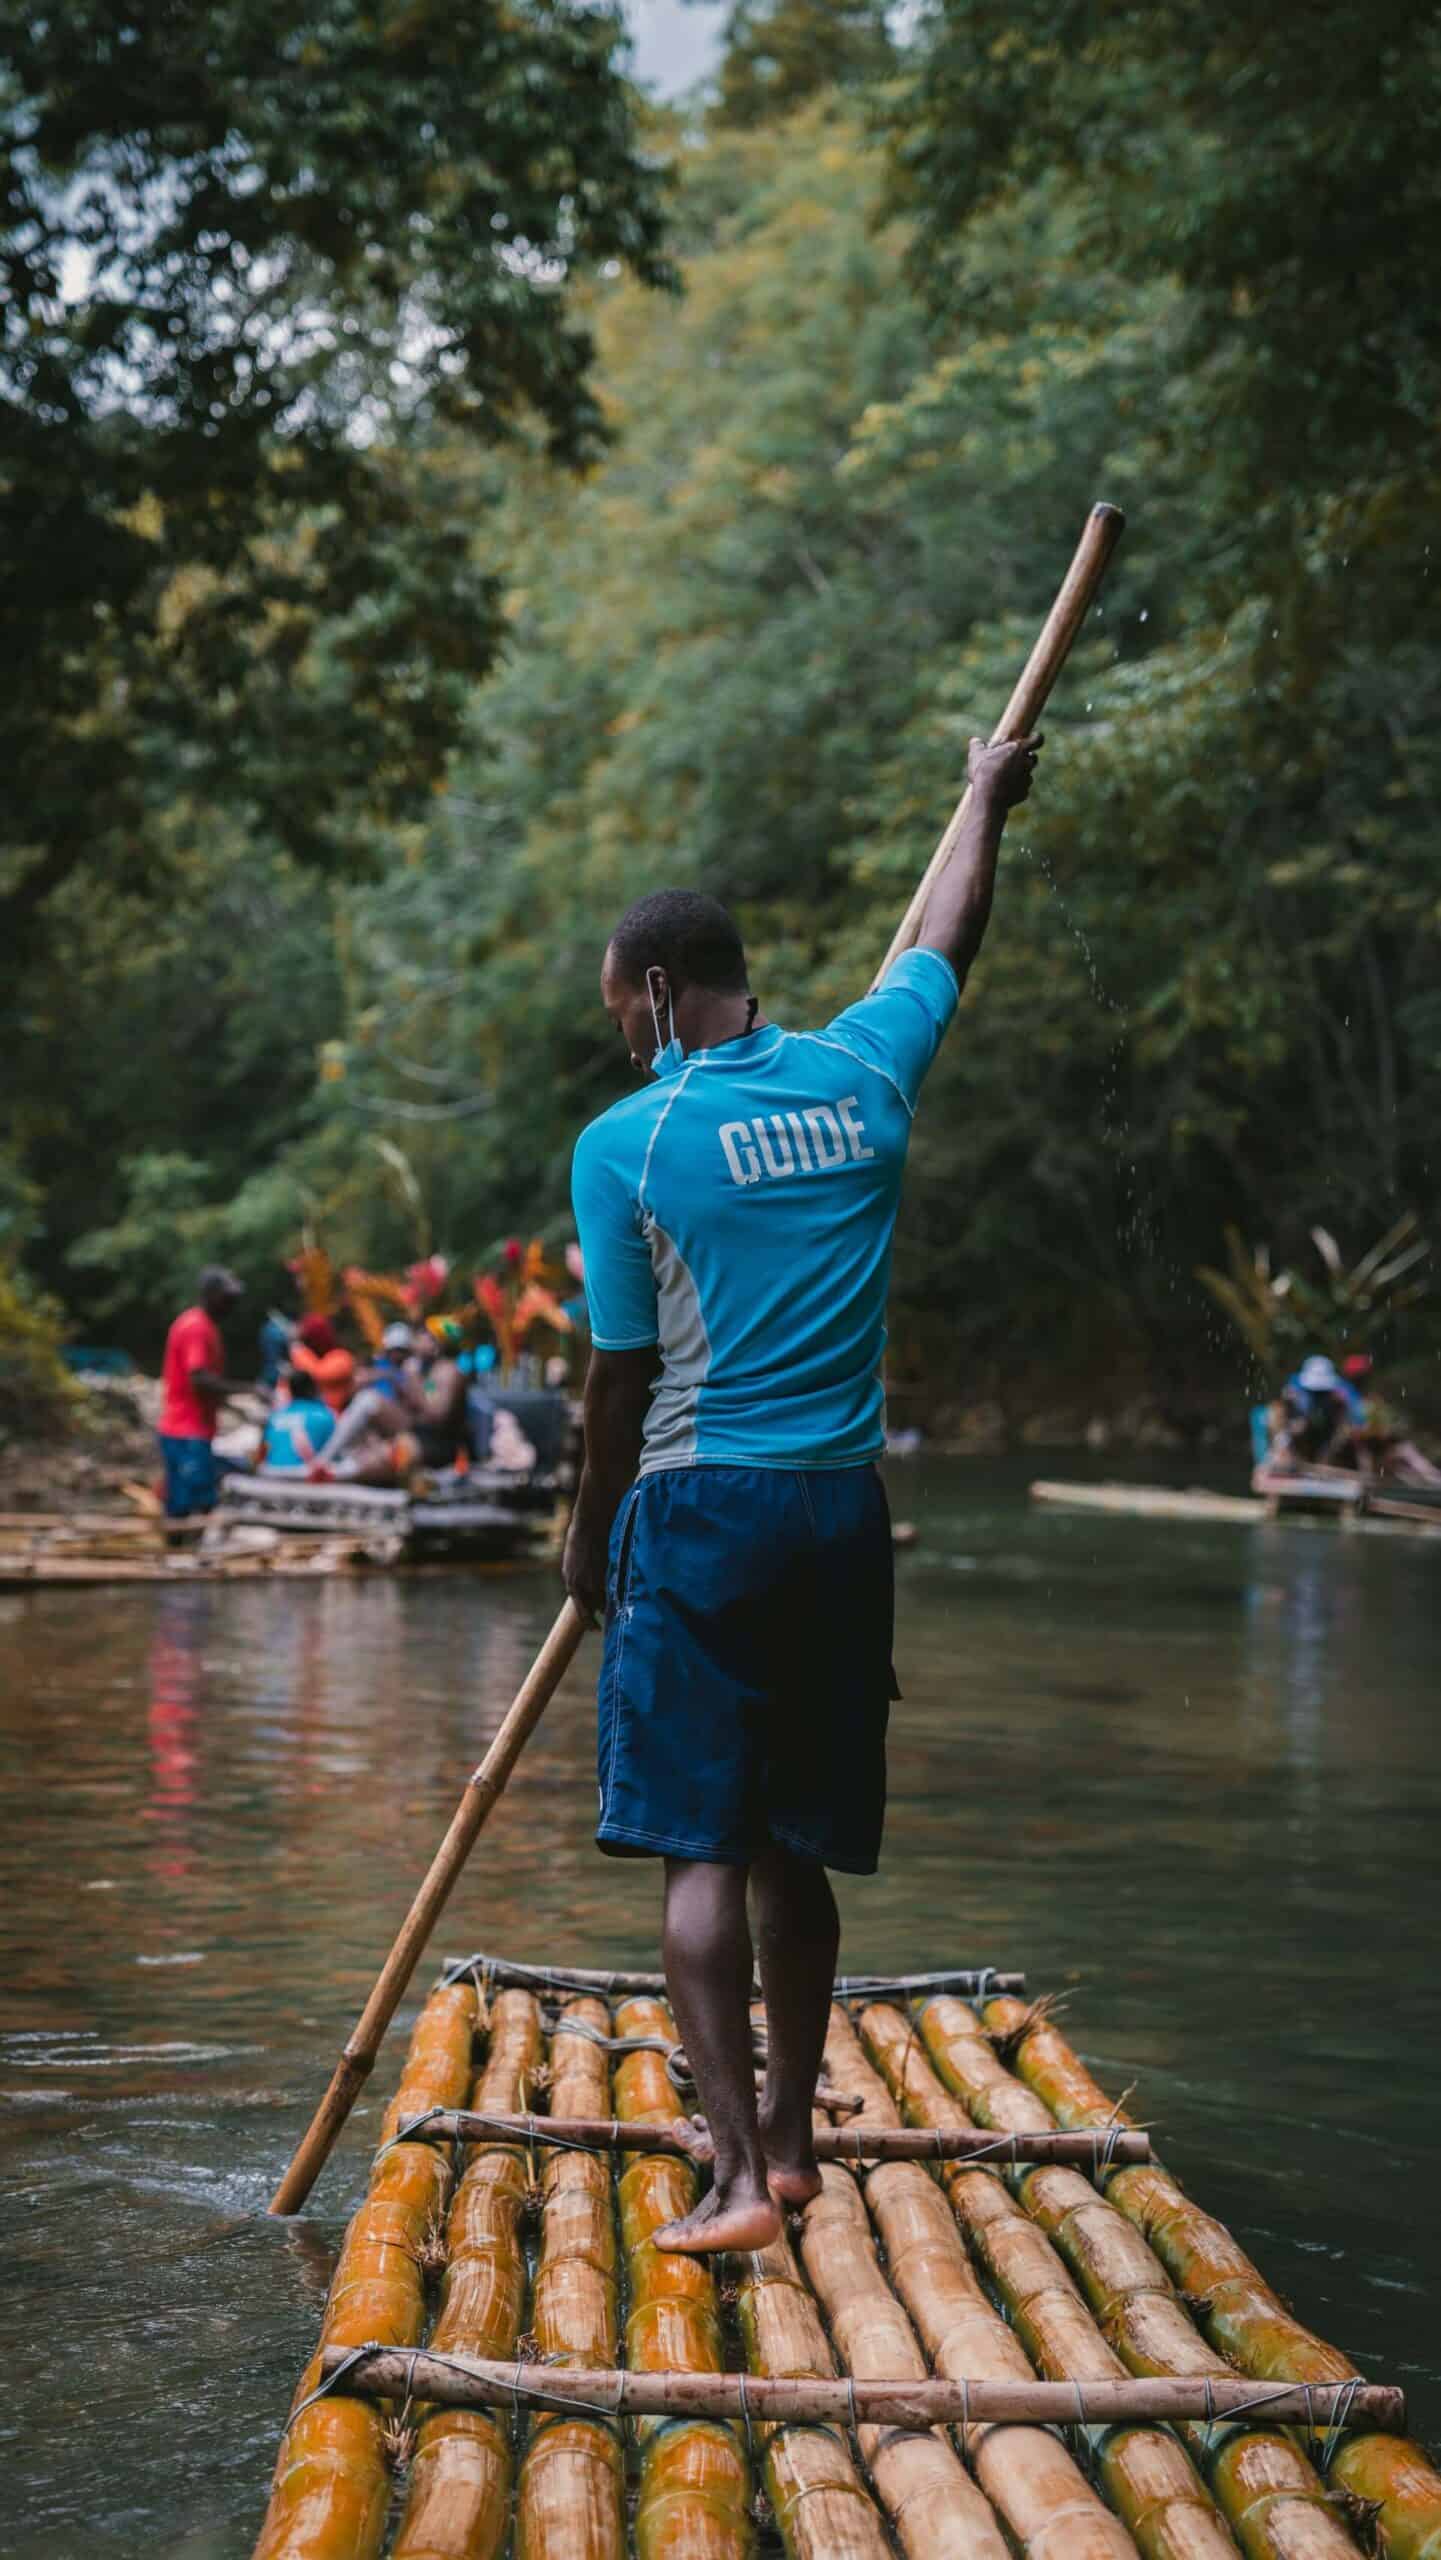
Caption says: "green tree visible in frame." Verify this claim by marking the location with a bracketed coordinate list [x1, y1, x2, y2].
[715, 0, 892, 125]
[10, 40, 1439, 1429]
[1, 0, 674, 952]
[885, 0, 1441, 521]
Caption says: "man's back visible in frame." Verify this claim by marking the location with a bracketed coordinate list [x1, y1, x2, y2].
[572, 946, 958, 1471]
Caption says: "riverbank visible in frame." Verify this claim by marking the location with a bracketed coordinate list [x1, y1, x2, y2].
[0, 1374, 1242, 1522]
[0, 1375, 158, 1514]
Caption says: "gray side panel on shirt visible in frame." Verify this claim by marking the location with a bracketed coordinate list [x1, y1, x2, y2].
[639, 1213, 711, 1469]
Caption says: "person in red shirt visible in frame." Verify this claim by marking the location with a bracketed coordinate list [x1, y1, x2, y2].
[157, 1267, 246, 1519]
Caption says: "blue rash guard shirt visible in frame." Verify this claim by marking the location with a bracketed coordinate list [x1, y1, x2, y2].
[570, 946, 959, 1474]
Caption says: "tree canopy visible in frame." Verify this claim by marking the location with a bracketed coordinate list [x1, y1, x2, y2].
[1, 0, 673, 948]
[5, 1, 1438, 1430]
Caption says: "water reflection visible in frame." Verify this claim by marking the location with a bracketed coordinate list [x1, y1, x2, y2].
[2, 1462, 1437, 2554]
[145, 1596, 203, 1886]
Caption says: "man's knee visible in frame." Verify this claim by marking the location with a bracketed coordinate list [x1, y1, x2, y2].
[664, 1856, 748, 1939]
[752, 1840, 838, 1933]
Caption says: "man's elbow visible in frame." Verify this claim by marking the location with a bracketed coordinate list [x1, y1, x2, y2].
[918, 928, 977, 991]
[584, 1346, 656, 1437]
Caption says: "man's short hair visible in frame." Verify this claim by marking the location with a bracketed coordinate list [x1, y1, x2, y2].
[607, 890, 748, 994]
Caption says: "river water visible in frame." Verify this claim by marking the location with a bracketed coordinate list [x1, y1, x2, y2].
[3, 1455, 1438, 2557]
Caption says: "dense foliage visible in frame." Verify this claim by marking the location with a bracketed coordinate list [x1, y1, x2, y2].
[0, 0, 673, 951]
[5, 1, 1438, 1427]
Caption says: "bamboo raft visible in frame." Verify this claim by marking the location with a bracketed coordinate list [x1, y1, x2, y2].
[1031, 1480, 1441, 1536]
[255, 1955, 1438, 2560]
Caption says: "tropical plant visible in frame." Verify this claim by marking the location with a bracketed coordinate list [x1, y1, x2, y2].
[1197, 1216, 1432, 1385]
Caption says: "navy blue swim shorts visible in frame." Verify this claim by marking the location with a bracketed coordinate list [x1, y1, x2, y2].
[595, 1462, 896, 1873]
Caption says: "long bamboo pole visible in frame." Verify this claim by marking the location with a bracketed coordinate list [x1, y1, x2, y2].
[268, 1602, 585, 2213]
[313, 2353, 1403, 2434]
[391, 2106, 1150, 2167]
[270, 499, 1124, 2220]
[981, 1996, 1441, 2560]
[872, 499, 1125, 986]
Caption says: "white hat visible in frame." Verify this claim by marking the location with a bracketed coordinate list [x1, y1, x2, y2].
[381, 1322, 415, 1352]
[1298, 1355, 1341, 1391]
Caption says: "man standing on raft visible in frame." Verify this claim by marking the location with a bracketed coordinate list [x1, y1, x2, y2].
[564, 732, 1041, 2252]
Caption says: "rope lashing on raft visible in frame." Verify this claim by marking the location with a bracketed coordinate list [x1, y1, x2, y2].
[437, 1953, 668, 2000]
[1195, 2373, 1368, 2448]
[286, 2341, 388, 2434]
[1319, 2375, 1364, 2468]
[371, 2103, 634, 2166]
[289, 2342, 643, 2435]
[287, 2345, 617, 2438]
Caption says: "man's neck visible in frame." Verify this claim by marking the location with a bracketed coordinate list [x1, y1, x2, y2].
[681, 991, 765, 1051]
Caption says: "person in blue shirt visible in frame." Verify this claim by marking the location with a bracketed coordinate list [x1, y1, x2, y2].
[565, 729, 1041, 2253]
[262, 1371, 337, 1472]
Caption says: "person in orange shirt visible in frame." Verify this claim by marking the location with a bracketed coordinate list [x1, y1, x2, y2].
[156, 1267, 246, 1519]
[290, 1314, 357, 1416]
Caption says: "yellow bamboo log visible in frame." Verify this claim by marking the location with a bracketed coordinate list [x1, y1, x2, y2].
[824, 2006, 1141, 2560]
[888, 1999, 1368, 2560]
[982, 1998, 1441, 2560]
[795, 2156, 1013, 2560]
[613, 1996, 754, 2560]
[913, 2125, 1238, 2560]
[733, 2221, 893, 2559]
[390, 1986, 542, 2560]
[514, 1998, 625, 2560]
[254, 1978, 479, 2560]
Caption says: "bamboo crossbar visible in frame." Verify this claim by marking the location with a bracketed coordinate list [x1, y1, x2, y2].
[440, 1955, 1026, 1999]
[386, 2107, 1151, 2167]
[316, 2348, 1402, 2433]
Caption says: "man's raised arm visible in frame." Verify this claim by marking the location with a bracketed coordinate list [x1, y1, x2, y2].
[914, 734, 1042, 987]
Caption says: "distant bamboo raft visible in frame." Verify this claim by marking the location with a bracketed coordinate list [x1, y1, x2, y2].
[255, 1956, 1416, 2560]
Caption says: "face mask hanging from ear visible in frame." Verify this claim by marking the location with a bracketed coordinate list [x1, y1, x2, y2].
[646, 968, 686, 1080]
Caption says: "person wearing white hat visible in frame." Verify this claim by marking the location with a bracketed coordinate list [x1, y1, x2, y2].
[306, 1322, 421, 1480]
[1281, 1355, 1353, 1467]
[1296, 1354, 1342, 1395]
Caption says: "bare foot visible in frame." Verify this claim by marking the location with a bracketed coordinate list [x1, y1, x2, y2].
[652, 2184, 781, 2255]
